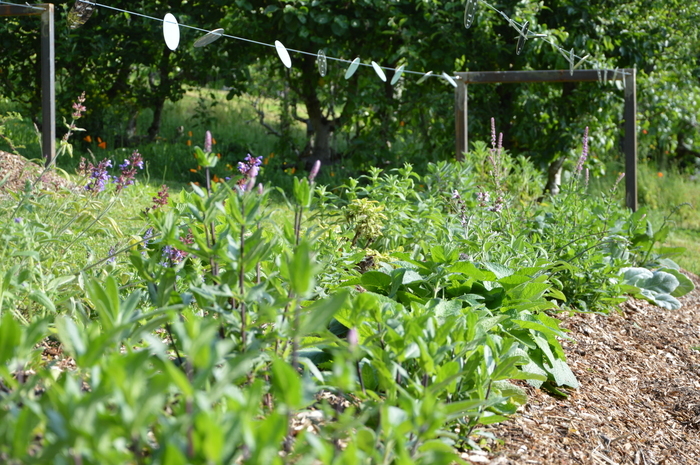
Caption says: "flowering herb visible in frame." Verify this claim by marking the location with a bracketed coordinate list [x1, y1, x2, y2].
[79, 158, 113, 193]
[114, 150, 144, 193]
[575, 127, 589, 175]
[237, 154, 263, 187]
[204, 130, 212, 154]
[160, 232, 193, 267]
[71, 92, 86, 121]
[309, 159, 321, 182]
[152, 185, 169, 209]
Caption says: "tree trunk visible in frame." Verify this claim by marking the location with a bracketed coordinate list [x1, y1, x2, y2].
[147, 47, 172, 142]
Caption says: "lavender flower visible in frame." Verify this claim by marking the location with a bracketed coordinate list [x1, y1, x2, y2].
[107, 246, 117, 264]
[309, 160, 321, 182]
[161, 245, 188, 265]
[575, 127, 589, 175]
[159, 232, 193, 267]
[84, 159, 113, 193]
[476, 189, 491, 206]
[490, 117, 497, 151]
[204, 130, 212, 154]
[13, 217, 22, 223]
[72, 92, 86, 120]
[237, 154, 263, 186]
[114, 150, 144, 193]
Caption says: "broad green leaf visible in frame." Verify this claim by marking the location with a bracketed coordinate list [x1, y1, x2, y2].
[0, 313, 20, 364]
[492, 380, 528, 406]
[360, 271, 392, 291]
[660, 268, 695, 297]
[299, 290, 349, 335]
[28, 290, 56, 313]
[270, 358, 302, 409]
[446, 262, 497, 281]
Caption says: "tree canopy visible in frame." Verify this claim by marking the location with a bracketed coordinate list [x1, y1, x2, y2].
[0, 0, 698, 169]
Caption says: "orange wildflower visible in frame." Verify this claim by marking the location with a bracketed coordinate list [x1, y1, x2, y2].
[216, 153, 221, 159]
[212, 138, 216, 145]
[83, 135, 92, 143]
[657, 172, 664, 177]
[212, 174, 220, 183]
[188, 131, 193, 137]
[186, 140, 192, 146]
[189, 168, 197, 173]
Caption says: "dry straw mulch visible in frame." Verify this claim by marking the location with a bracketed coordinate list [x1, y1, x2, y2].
[0, 150, 75, 194]
[472, 271, 700, 465]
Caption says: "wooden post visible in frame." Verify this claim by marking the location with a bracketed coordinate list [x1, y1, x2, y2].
[0, 3, 55, 166]
[455, 80, 468, 159]
[454, 69, 637, 208]
[41, 4, 55, 167]
[623, 69, 637, 211]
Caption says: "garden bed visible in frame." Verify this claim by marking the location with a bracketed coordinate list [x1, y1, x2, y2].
[478, 271, 700, 465]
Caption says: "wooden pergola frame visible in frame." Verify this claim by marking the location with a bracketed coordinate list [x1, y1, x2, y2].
[0, 3, 55, 166]
[454, 69, 637, 211]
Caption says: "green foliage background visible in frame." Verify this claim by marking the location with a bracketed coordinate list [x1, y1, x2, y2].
[0, 0, 699, 174]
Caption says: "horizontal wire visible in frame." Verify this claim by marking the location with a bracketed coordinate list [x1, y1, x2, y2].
[69, 0, 630, 81]
[0, 0, 46, 11]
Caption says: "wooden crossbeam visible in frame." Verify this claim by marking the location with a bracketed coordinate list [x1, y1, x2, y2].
[454, 68, 637, 210]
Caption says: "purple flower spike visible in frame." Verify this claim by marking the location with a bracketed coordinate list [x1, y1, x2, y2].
[490, 117, 497, 150]
[204, 130, 212, 154]
[347, 327, 359, 349]
[309, 160, 321, 182]
[575, 127, 589, 175]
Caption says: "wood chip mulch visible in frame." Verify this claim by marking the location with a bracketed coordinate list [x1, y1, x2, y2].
[473, 271, 700, 465]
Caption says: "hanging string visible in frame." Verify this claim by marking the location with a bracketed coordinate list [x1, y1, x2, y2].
[0, 1, 45, 11]
[3, 0, 629, 83]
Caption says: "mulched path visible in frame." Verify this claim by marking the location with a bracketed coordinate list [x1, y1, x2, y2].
[472, 271, 700, 465]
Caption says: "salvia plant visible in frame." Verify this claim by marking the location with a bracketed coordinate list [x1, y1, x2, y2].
[0, 101, 694, 465]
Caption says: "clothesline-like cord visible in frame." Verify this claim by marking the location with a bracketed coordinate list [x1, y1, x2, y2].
[1, 1, 44, 11]
[3, 0, 630, 79]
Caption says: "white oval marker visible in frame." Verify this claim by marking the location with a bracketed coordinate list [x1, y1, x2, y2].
[344, 57, 361, 79]
[275, 40, 292, 68]
[163, 13, 180, 51]
[317, 50, 327, 76]
[390, 64, 405, 85]
[464, 0, 478, 29]
[441, 72, 458, 88]
[417, 71, 433, 84]
[371, 61, 387, 82]
[194, 28, 224, 48]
